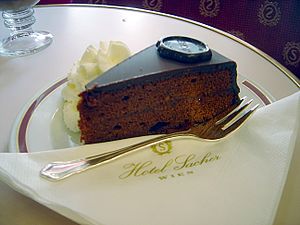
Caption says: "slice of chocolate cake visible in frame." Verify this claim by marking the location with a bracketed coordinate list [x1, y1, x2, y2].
[78, 37, 240, 144]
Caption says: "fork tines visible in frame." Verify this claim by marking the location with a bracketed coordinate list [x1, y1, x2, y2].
[217, 96, 259, 131]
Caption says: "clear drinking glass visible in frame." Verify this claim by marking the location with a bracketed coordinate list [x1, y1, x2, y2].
[0, 0, 53, 56]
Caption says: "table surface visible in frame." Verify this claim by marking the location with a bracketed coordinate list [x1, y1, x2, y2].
[0, 4, 299, 225]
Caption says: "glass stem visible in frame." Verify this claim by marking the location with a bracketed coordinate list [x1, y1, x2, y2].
[2, 8, 35, 37]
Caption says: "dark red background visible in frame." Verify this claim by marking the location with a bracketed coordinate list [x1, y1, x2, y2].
[39, 0, 300, 80]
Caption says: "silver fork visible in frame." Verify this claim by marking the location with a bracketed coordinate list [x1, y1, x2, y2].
[40, 97, 259, 181]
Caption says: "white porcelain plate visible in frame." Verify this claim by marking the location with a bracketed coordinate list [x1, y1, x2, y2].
[9, 74, 275, 153]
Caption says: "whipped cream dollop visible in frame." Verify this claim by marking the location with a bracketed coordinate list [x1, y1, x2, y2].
[62, 41, 131, 132]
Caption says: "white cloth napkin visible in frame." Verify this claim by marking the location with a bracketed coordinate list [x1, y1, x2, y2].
[0, 92, 299, 225]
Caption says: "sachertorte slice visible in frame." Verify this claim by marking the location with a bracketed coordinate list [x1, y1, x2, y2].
[78, 37, 240, 144]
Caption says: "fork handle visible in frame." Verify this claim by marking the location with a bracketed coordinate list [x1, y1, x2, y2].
[40, 132, 193, 181]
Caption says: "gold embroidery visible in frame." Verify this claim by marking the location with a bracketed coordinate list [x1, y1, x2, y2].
[173, 152, 220, 170]
[119, 152, 221, 180]
[258, 0, 281, 27]
[158, 170, 194, 180]
[283, 42, 300, 67]
[142, 0, 163, 11]
[199, 0, 220, 18]
[119, 159, 173, 179]
[151, 141, 172, 155]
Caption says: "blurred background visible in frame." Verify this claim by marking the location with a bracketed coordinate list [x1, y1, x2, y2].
[38, 0, 300, 79]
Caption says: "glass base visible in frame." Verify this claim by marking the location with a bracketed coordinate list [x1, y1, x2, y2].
[0, 31, 53, 57]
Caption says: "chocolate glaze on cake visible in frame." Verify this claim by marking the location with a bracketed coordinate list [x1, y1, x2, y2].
[86, 45, 239, 93]
[78, 43, 240, 144]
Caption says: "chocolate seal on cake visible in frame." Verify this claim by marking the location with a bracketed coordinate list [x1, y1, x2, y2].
[156, 36, 212, 63]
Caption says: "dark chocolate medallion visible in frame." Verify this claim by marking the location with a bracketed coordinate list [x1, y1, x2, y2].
[156, 36, 212, 63]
